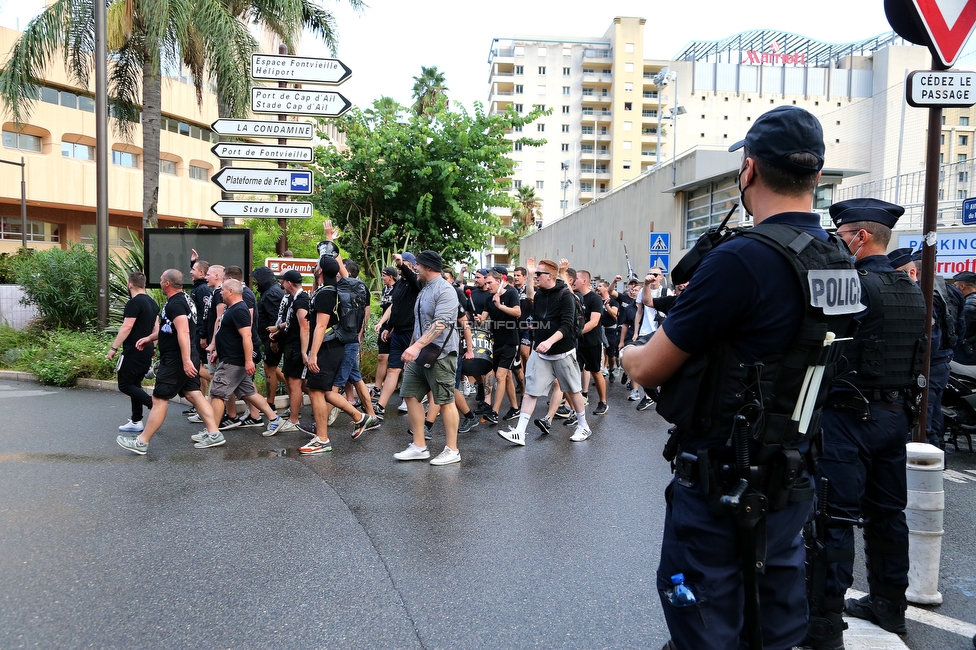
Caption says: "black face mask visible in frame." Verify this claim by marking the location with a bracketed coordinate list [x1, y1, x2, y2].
[737, 165, 752, 217]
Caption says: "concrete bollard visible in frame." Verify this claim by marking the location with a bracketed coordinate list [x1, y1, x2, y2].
[905, 442, 944, 605]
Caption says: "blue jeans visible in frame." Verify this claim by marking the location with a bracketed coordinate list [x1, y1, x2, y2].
[333, 342, 361, 387]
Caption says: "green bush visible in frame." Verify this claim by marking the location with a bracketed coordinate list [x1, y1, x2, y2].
[0, 323, 33, 369]
[22, 329, 115, 386]
[15, 245, 99, 330]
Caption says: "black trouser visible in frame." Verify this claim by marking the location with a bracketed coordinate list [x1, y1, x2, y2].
[117, 350, 154, 423]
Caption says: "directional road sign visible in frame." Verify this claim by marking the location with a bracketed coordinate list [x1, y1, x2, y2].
[210, 119, 314, 139]
[250, 53, 352, 85]
[211, 143, 313, 163]
[251, 88, 351, 117]
[964, 197, 976, 225]
[911, 0, 976, 66]
[906, 70, 976, 107]
[211, 201, 313, 218]
[211, 168, 313, 195]
[649, 232, 671, 254]
[650, 254, 670, 275]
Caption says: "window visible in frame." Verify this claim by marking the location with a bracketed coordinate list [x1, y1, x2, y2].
[562, 105, 570, 114]
[514, 125, 522, 132]
[537, 124, 545, 132]
[582, 88, 593, 96]
[684, 178, 740, 246]
[40, 87, 59, 105]
[536, 161, 545, 171]
[563, 48, 571, 56]
[537, 85, 546, 94]
[942, 116, 947, 125]
[624, 82, 633, 92]
[538, 47, 547, 56]
[2, 131, 42, 152]
[599, 127, 607, 135]
[942, 134, 946, 145]
[60, 91, 77, 109]
[581, 145, 594, 154]
[960, 190, 968, 200]
[961, 135, 969, 146]
[643, 91, 658, 99]
[113, 150, 140, 168]
[189, 164, 209, 181]
[1, 217, 59, 243]
[536, 181, 544, 189]
[625, 63, 634, 73]
[960, 153, 968, 163]
[533, 104, 545, 111]
[61, 141, 93, 160]
[624, 121, 632, 131]
[962, 116, 970, 126]
[561, 143, 569, 152]
[514, 46, 525, 56]
[515, 85, 524, 94]
[961, 171, 970, 183]
[513, 180, 522, 189]
[603, 69, 611, 75]
[625, 43, 635, 53]
[561, 124, 570, 133]
[624, 102, 632, 111]
[580, 182, 593, 192]
[514, 142, 523, 151]
[160, 159, 178, 175]
[582, 67, 594, 74]
[515, 65, 524, 75]
[582, 126, 594, 134]
[538, 66, 546, 75]
[80, 224, 135, 247]
[560, 200, 568, 210]
[78, 96, 94, 113]
[562, 86, 570, 95]
[563, 67, 571, 76]
[623, 141, 632, 150]
[515, 103, 523, 113]
[623, 160, 632, 170]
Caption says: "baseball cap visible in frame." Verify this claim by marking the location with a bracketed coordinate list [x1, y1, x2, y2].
[476, 268, 491, 277]
[829, 198, 904, 229]
[278, 269, 303, 284]
[318, 255, 340, 278]
[382, 266, 398, 278]
[729, 106, 825, 173]
[401, 252, 417, 266]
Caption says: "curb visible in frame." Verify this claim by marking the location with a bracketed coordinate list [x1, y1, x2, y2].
[0, 370, 305, 410]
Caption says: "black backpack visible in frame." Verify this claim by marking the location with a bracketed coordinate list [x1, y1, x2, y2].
[326, 277, 370, 344]
[562, 287, 586, 340]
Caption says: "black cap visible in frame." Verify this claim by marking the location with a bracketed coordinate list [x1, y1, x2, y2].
[492, 265, 508, 276]
[415, 250, 443, 272]
[954, 271, 976, 284]
[887, 247, 914, 269]
[729, 106, 825, 173]
[910, 249, 924, 262]
[318, 255, 340, 278]
[382, 266, 398, 278]
[279, 269, 303, 284]
[829, 198, 904, 229]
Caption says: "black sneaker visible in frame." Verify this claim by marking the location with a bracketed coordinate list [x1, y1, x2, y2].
[237, 414, 264, 428]
[474, 401, 492, 416]
[458, 415, 479, 433]
[593, 402, 609, 415]
[554, 405, 572, 419]
[844, 595, 906, 635]
[408, 421, 434, 440]
[563, 412, 578, 427]
[608, 371, 616, 384]
[482, 410, 500, 425]
[620, 372, 628, 386]
[182, 406, 197, 416]
[502, 407, 521, 421]
[534, 416, 552, 435]
[373, 404, 385, 420]
[637, 396, 655, 411]
[218, 415, 241, 431]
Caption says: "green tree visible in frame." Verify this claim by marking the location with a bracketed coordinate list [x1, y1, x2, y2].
[505, 185, 541, 264]
[0, 0, 256, 230]
[310, 93, 548, 287]
[411, 65, 447, 116]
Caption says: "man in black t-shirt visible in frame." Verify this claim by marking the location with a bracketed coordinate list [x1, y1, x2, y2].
[481, 271, 521, 424]
[597, 280, 620, 382]
[117, 269, 221, 455]
[265, 269, 309, 435]
[574, 270, 608, 415]
[207, 279, 282, 435]
[468, 268, 494, 413]
[251, 265, 286, 410]
[107, 272, 160, 433]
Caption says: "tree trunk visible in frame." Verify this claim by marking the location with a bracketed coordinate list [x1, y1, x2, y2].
[141, 63, 162, 230]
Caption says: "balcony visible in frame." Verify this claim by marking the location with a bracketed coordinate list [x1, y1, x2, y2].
[581, 93, 612, 105]
[582, 73, 614, 84]
[492, 48, 515, 60]
[583, 49, 613, 61]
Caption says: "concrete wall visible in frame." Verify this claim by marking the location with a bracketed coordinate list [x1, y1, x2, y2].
[0, 285, 37, 329]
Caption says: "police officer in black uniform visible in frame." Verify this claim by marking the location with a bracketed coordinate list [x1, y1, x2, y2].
[804, 200, 927, 649]
[622, 106, 860, 650]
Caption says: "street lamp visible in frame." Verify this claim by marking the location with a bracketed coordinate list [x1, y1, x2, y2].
[560, 160, 572, 219]
[652, 67, 669, 166]
[671, 104, 687, 186]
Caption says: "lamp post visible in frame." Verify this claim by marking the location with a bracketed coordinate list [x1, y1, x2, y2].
[671, 104, 687, 186]
[560, 160, 572, 219]
[652, 68, 669, 167]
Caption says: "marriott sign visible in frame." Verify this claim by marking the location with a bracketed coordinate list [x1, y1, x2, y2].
[742, 42, 808, 66]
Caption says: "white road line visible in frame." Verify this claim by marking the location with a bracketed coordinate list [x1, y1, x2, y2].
[0, 390, 54, 399]
[942, 469, 976, 483]
[848, 588, 976, 639]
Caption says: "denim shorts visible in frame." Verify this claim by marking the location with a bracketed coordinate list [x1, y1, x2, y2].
[333, 342, 362, 386]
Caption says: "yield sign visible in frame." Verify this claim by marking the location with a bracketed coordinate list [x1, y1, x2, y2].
[912, 0, 976, 66]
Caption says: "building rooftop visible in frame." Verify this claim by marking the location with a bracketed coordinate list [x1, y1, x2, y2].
[673, 30, 907, 66]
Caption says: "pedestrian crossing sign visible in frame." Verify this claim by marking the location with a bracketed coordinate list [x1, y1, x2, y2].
[650, 254, 670, 274]
[649, 232, 670, 253]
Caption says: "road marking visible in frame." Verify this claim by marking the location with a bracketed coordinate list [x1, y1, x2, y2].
[849, 588, 976, 639]
[0, 389, 55, 399]
[943, 469, 976, 483]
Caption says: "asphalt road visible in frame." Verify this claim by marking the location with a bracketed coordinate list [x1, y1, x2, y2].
[0, 376, 973, 649]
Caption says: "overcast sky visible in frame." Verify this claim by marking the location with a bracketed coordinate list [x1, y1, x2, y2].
[3, 0, 975, 111]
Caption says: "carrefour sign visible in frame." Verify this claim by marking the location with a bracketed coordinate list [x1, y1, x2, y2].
[898, 230, 976, 275]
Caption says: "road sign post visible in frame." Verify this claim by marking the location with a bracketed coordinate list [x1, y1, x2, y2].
[210, 119, 314, 139]
[210, 168, 313, 195]
[211, 201, 313, 218]
[211, 143, 313, 163]
[251, 87, 352, 117]
[250, 54, 352, 85]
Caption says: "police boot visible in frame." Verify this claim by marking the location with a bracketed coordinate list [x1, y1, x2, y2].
[802, 598, 847, 650]
[844, 594, 907, 634]
[661, 641, 677, 650]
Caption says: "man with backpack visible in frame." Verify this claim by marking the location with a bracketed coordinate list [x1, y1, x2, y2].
[497, 259, 590, 445]
[332, 257, 380, 439]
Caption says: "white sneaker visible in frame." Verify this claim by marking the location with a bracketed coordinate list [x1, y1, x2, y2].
[328, 406, 340, 425]
[570, 426, 592, 442]
[430, 447, 461, 466]
[190, 429, 209, 442]
[497, 426, 526, 446]
[394, 443, 430, 461]
[398, 400, 409, 413]
[118, 419, 144, 433]
[187, 413, 202, 423]
[628, 389, 641, 401]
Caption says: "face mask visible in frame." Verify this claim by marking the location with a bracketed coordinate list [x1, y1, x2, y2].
[846, 233, 864, 263]
[737, 167, 752, 217]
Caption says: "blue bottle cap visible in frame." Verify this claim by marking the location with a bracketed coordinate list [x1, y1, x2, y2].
[671, 573, 684, 585]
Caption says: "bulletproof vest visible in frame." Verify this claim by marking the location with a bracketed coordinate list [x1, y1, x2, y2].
[933, 276, 958, 350]
[657, 223, 860, 461]
[838, 269, 926, 390]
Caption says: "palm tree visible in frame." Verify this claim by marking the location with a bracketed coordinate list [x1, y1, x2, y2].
[0, 0, 255, 230]
[504, 185, 542, 264]
[411, 65, 447, 116]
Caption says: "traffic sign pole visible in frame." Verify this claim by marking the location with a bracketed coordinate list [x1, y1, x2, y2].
[276, 43, 290, 255]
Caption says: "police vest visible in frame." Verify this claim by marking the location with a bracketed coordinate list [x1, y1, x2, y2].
[656, 223, 860, 462]
[837, 269, 926, 391]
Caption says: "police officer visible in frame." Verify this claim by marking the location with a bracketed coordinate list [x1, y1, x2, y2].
[805, 200, 927, 649]
[622, 106, 859, 650]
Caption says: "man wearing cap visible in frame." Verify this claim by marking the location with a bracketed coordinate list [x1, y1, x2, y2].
[621, 106, 862, 650]
[889, 248, 959, 448]
[394, 250, 462, 465]
[952, 271, 976, 364]
[630, 266, 670, 411]
[805, 199, 927, 647]
[372, 266, 398, 395]
[264, 269, 309, 436]
[469, 268, 495, 413]
[251, 265, 286, 414]
[373, 253, 422, 418]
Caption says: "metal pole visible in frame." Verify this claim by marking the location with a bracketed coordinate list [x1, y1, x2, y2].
[20, 156, 25, 250]
[916, 54, 948, 444]
[276, 43, 289, 255]
[95, 0, 109, 328]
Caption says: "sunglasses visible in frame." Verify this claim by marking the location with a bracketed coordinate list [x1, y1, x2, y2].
[648, 273, 662, 277]
[534, 270, 553, 277]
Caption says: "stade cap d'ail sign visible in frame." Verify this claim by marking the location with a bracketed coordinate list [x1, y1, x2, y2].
[210, 53, 352, 219]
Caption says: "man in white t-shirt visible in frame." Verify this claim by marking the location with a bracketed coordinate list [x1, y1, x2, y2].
[631, 268, 670, 410]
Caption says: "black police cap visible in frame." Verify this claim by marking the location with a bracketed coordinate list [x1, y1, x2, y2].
[729, 106, 825, 173]
[829, 198, 904, 229]
[887, 247, 914, 269]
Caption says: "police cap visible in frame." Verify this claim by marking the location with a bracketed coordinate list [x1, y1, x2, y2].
[829, 198, 904, 230]
[729, 106, 825, 173]
[886, 247, 914, 269]
[953, 271, 976, 284]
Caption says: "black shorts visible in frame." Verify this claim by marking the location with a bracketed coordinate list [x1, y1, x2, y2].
[377, 332, 391, 355]
[578, 344, 603, 373]
[305, 343, 345, 391]
[152, 352, 202, 401]
[493, 343, 519, 372]
[282, 341, 305, 379]
[603, 328, 620, 357]
[262, 337, 282, 367]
